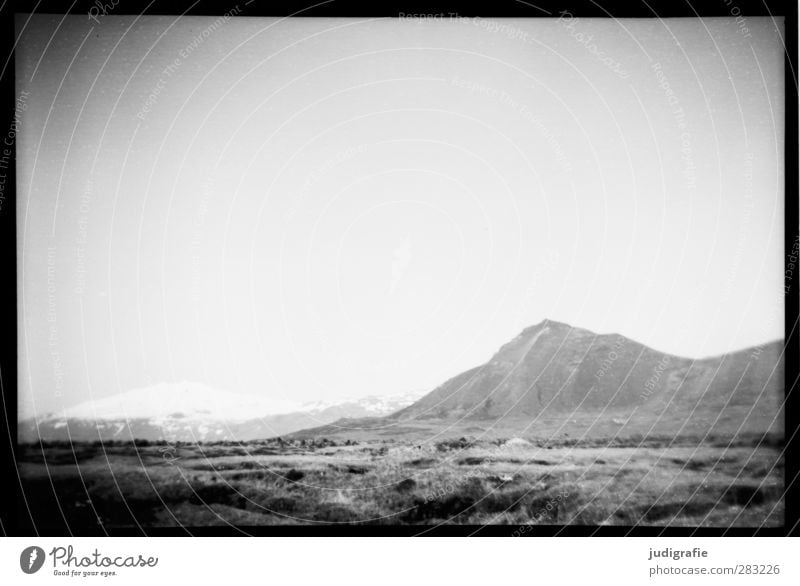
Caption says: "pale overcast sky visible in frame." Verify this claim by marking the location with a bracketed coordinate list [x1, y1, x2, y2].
[17, 15, 784, 418]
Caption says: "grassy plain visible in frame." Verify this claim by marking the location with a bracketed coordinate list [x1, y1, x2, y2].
[17, 434, 784, 532]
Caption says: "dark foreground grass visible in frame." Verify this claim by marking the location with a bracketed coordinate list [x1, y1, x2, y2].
[17, 436, 784, 531]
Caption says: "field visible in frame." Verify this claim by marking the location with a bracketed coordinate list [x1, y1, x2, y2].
[16, 433, 784, 533]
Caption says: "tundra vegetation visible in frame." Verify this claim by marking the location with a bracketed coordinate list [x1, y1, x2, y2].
[18, 432, 783, 531]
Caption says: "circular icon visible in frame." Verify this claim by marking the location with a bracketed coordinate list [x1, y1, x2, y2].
[20, 546, 45, 574]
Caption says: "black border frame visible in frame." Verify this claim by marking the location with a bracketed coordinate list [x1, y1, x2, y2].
[1, 0, 797, 537]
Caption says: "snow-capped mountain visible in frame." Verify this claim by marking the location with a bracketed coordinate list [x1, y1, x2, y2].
[57, 381, 303, 422]
[19, 381, 422, 443]
[298, 392, 423, 416]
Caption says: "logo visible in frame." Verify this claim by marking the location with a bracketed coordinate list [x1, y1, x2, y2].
[20, 546, 46, 574]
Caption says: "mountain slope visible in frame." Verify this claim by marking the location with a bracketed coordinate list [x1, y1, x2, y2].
[290, 320, 784, 442]
[394, 319, 783, 420]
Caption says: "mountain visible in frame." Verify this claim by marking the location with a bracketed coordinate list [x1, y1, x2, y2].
[18, 381, 421, 443]
[22, 321, 785, 444]
[289, 319, 785, 442]
[395, 319, 783, 419]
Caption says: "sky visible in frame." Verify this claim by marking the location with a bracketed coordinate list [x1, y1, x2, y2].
[17, 15, 785, 418]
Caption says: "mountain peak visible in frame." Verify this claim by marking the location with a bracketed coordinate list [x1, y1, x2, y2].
[515, 319, 597, 343]
[398, 320, 784, 422]
[524, 318, 570, 332]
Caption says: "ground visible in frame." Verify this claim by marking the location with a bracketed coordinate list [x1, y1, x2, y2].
[16, 433, 783, 532]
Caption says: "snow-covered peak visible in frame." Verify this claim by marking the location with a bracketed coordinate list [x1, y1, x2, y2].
[48, 381, 302, 422]
[20, 384, 427, 443]
[34, 382, 425, 426]
[298, 391, 423, 414]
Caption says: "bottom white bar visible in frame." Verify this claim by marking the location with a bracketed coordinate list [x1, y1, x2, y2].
[0, 537, 797, 585]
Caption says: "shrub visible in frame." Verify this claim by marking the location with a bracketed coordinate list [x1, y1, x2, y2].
[395, 479, 417, 492]
[284, 469, 305, 482]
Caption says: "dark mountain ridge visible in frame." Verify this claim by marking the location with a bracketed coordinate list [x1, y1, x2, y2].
[289, 319, 784, 442]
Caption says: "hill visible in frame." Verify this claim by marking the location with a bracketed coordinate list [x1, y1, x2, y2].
[288, 319, 784, 443]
